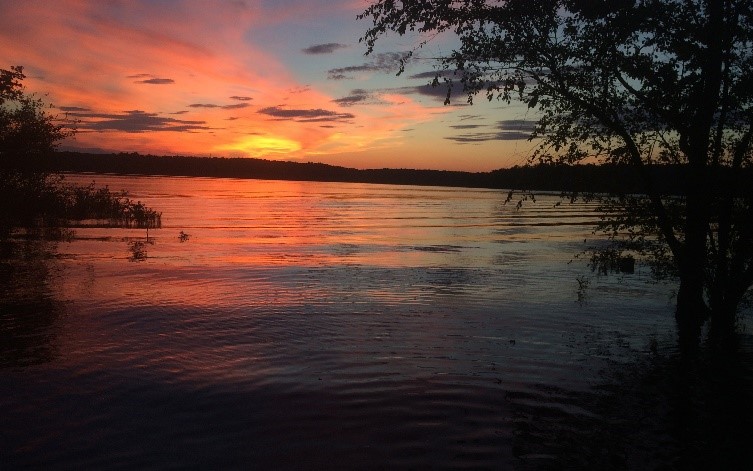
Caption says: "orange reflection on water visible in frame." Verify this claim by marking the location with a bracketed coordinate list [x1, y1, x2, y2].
[55, 176, 600, 314]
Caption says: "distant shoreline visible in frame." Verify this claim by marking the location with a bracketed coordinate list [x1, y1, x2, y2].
[23, 151, 740, 195]
[44, 152, 511, 190]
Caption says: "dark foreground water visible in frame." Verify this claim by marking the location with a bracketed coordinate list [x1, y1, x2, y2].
[1, 175, 751, 469]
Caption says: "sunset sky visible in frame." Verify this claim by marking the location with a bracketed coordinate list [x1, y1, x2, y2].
[1, 0, 539, 171]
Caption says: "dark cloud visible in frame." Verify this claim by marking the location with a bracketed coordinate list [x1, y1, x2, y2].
[497, 119, 537, 133]
[444, 134, 488, 143]
[408, 70, 457, 80]
[371, 83, 456, 104]
[445, 132, 531, 143]
[66, 109, 211, 133]
[221, 103, 250, 110]
[128, 73, 174, 84]
[59, 106, 91, 112]
[258, 106, 354, 123]
[333, 94, 369, 106]
[189, 102, 251, 110]
[302, 43, 348, 54]
[498, 131, 535, 140]
[327, 52, 408, 80]
[136, 78, 175, 85]
[330, 83, 454, 106]
[363, 83, 455, 103]
[229, 95, 253, 101]
[450, 124, 485, 129]
[445, 130, 534, 143]
[294, 116, 351, 123]
[442, 119, 538, 143]
[332, 89, 382, 106]
[413, 83, 452, 100]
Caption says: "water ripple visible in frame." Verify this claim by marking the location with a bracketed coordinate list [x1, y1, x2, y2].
[0, 176, 709, 469]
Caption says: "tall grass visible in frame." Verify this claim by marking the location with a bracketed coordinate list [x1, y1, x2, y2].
[61, 181, 161, 229]
[0, 172, 160, 239]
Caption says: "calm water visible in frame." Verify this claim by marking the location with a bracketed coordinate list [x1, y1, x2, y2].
[0, 175, 725, 469]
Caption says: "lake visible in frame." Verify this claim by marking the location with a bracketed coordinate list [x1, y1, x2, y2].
[1, 175, 742, 469]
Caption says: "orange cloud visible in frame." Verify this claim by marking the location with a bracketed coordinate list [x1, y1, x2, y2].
[0, 0, 518, 170]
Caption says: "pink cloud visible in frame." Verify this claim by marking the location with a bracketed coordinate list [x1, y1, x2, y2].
[0, 0, 477, 166]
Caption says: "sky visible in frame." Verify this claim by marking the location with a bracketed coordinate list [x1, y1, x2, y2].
[0, 0, 539, 172]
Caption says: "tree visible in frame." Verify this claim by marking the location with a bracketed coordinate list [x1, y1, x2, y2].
[0, 66, 160, 237]
[1, 66, 69, 234]
[1, 66, 71, 163]
[359, 0, 753, 348]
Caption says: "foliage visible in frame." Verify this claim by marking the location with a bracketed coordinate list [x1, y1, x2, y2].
[0, 66, 160, 239]
[1, 66, 70, 162]
[360, 0, 753, 345]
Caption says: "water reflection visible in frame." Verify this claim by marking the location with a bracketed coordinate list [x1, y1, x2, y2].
[1, 175, 750, 469]
[0, 239, 64, 368]
[509, 336, 753, 470]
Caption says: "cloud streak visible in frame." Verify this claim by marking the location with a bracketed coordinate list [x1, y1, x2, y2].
[332, 89, 390, 107]
[445, 120, 538, 143]
[68, 109, 212, 133]
[445, 132, 533, 143]
[258, 106, 355, 122]
[188, 102, 250, 110]
[129, 74, 176, 85]
[327, 52, 408, 80]
[408, 70, 458, 80]
[333, 93, 370, 106]
[59, 106, 91, 112]
[302, 43, 348, 54]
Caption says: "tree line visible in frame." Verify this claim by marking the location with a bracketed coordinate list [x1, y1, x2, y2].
[34, 151, 751, 196]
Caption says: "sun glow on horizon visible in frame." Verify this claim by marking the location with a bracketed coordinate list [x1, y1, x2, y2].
[216, 135, 303, 156]
[1, 0, 531, 171]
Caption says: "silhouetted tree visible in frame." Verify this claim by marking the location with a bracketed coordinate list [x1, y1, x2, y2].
[1, 66, 70, 162]
[1, 66, 69, 234]
[0, 66, 160, 237]
[360, 0, 753, 348]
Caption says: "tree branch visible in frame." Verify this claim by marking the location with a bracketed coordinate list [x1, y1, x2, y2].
[539, 62, 684, 260]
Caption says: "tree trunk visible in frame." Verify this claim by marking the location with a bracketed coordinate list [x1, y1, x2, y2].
[675, 177, 710, 351]
[675, 275, 705, 351]
[708, 285, 743, 351]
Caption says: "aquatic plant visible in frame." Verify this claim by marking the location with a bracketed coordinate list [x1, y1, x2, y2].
[127, 240, 149, 262]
